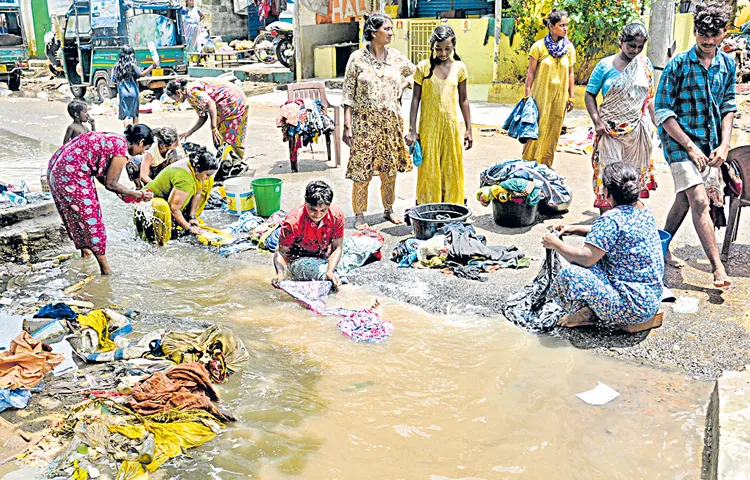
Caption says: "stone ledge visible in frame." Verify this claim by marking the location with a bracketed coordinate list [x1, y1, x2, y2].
[713, 369, 750, 479]
[0, 215, 70, 263]
[0, 201, 57, 228]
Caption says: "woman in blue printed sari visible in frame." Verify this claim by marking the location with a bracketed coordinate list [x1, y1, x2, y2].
[542, 162, 664, 331]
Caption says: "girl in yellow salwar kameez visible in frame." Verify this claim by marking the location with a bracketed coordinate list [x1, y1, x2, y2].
[407, 25, 473, 204]
[522, 9, 576, 167]
[135, 148, 218, 245]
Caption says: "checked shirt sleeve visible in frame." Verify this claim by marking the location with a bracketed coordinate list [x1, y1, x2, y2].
[720, 57, 738, 117]
[654, 60, 678, 126]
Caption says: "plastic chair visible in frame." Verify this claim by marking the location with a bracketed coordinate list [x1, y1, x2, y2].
[286, 81, 341, 169]
[720, 145, 750, 261]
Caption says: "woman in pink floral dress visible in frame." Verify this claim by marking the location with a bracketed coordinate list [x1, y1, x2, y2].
[166, 78, 249, 159]
[47, 125, 154, 274]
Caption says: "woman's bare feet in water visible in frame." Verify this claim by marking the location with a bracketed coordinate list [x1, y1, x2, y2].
[665, 250, 685, 268]
[384, 210, 403, 225]
[713, 266, 732, 288]
[558, 307, 596, 328]
[354, 214, 369, 230]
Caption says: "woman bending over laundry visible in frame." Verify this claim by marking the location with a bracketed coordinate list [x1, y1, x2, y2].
[542, 162, 664, 330]
[48, 126, 154, 275]
[135, 147, 218, 245]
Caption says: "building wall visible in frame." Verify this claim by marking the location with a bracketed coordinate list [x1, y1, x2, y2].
[300, 22, 358, 78]
[369, 18, 496, 84]
[200, 0, 247, 40]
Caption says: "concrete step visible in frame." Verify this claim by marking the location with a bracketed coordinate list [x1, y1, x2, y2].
[0, 213, 70, 263]
[704, 369, 750, 479]
[188, 66, 294, 85]
[0, 201, 58, 228]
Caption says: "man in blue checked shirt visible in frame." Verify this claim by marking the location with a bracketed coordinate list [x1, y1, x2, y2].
[654, 1, 735, 288]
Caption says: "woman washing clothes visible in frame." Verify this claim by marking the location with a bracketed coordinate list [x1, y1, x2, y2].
[542, 162, 664, 332]
[135, 147, 218, 245]
[126, 127, 180, 188]
[48, 126, 155, 275]
[166, 78, 248, 160]
[586, 23, 658, 213]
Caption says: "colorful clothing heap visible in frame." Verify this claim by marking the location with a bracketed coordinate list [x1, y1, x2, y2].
[479, 159, 570, 207]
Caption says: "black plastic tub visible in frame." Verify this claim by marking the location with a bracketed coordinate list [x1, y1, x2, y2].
[538, 197, 572, 214]
[492, 199, 538, 227]
[406, 203, 472, 240]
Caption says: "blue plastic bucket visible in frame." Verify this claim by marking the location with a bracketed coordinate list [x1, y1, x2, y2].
[658, 230, 672, 258]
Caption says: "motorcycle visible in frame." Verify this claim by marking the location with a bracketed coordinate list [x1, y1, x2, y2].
[265, 21, 295, 72]
[44, 31, 65, 78]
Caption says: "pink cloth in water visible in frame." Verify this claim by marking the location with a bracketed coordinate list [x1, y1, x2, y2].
[276, 281, 394, 343]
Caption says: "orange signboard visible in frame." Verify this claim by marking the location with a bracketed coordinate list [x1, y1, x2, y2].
[317, 0, 370, 23]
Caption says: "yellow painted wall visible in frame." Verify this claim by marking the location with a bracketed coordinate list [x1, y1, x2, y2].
[378, 18, 497, 84]
[674, 13, 695, 54]
[737, 0, 750, 26]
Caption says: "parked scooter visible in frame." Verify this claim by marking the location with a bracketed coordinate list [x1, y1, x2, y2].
[265, 21, 295, 72]
[44, 32, 64, 78]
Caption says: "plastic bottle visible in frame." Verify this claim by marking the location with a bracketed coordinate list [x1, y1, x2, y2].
[2, 191, 28, 206]
[138, 433, 156, 464]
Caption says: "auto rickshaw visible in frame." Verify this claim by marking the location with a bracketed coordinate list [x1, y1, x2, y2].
[62, 0, 187, 100]
[0, 0, 29, 91]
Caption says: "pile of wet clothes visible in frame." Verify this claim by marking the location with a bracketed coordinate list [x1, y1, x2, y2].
[217, 210, 288, 256]
[1, 301, 250, 479]
[391, 222, 530, 282]
[502, 246, 564, 332]
[276, 99, 335, 147]
[477, 159, 571, 208]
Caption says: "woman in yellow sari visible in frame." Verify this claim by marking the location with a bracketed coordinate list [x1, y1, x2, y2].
[522, 9, 575, 167]
[135, 147, 218, 245]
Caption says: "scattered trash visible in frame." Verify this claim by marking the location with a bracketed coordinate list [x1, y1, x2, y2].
[673, 296, 700, 314]
[36, 92, 49, 100]
[0, 315, 24, 351]
[576, 382, 621, 406]
[49, 339, 78, 376]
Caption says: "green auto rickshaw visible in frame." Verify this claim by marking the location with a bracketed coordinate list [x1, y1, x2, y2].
[0, 0, 29, 91]
[62, 0, 187, 100]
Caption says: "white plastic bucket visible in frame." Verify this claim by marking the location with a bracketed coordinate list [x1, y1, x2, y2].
[223, 177, 255, 216]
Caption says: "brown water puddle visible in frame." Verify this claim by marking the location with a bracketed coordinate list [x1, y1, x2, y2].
[0, 131, 713, 479]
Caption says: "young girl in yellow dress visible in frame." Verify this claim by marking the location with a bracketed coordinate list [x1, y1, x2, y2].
[407, 25, 473, 205]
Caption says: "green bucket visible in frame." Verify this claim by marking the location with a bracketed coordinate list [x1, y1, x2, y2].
[251, 177, 283, 217]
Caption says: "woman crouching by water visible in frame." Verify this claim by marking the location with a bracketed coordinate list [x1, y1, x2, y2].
[542, 162, 664, 331]
[135, 147, 218, 245]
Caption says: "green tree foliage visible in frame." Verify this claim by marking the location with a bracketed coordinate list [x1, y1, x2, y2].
[507, 0, 645, 83]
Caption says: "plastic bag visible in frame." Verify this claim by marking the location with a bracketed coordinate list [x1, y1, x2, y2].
[410, 140, 423, 167]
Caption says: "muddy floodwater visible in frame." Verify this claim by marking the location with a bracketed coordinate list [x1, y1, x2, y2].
[3, 129, 712, 479]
